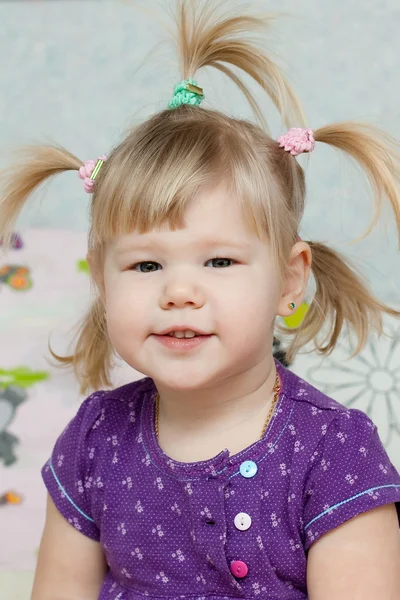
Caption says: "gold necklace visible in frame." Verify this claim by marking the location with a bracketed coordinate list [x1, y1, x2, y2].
[154, 372, 281, 440]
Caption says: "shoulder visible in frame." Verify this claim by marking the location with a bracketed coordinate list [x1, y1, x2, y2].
[278, 362, 374, 448]
[66, 376, 155, 440]
[97, 376, 155, 410]
[42, 377, 156, 538]
[43, 377, 155, 502]
[276, 366, 400, 550]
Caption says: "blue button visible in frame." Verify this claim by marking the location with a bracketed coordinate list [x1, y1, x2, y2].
[239, 460, 258, 478]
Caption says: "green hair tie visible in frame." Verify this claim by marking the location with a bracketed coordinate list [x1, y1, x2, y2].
[168, 78, 205, 109]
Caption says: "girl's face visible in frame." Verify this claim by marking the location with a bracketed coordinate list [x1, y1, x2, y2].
[100, 183, 306, 392]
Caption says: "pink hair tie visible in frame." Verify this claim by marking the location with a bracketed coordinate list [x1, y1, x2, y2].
[277, 128, 316, 156]
[78, 154, 107, 193]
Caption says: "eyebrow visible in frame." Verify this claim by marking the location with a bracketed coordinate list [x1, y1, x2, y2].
[115, 238, 253, 255]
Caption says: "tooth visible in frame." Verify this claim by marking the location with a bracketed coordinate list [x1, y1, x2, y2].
[184, 331, 196, 338]
[174, 331, 185, 338]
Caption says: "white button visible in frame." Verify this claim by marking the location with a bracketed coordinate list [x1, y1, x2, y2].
[234, 512, 252, 531]
[240, 460, 258, 478]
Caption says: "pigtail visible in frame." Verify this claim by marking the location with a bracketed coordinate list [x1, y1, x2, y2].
[0, 145, 83, 246]
[50, 297, 114, 395]
[314, 122, 400, 242]
[173, 0, 305, 128]
[286, 242, 400, 362]
[0, 145, 113, 394]
[285, 121, 400, 360]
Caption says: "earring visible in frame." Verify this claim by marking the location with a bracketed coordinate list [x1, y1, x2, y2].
[288, 302, 296, 310]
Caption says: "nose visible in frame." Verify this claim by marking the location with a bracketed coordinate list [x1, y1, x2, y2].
[160, 278, 205, 310]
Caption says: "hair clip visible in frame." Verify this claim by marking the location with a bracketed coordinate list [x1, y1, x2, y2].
[277, 128, 316, 157]
[168, 79, 204, 109]
[78, 154, 107, 194]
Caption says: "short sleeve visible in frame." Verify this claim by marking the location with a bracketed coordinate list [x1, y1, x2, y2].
[41, 392, 106, 541]
[303, 409, 400, 550]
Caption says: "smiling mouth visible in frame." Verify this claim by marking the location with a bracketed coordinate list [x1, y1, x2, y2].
[152, 330, 213, 350]
[164, 330, 205, 339]
[156, 327, 211, 338]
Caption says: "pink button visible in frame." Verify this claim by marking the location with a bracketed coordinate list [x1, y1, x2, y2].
[230, 560, 249, 578]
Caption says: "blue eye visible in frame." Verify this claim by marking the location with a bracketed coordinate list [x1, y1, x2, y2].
[133, 261, 161, 273]
[206, 258, 235, 268]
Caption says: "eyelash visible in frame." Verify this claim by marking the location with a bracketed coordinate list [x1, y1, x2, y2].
[130, 257, 238, 273]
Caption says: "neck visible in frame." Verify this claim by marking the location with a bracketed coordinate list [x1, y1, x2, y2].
[154, 357, 278, 449]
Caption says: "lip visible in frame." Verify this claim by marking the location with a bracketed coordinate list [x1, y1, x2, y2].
[156, 326, 211, 336]
[152, 333, 213, 351]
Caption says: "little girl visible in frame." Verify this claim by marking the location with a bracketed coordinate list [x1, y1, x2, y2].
[1, 2, 400, 599]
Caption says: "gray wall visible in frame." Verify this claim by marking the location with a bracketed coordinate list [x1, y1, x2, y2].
[1, 0, 400, 303]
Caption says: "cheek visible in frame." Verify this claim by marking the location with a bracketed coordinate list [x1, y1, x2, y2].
[104, 272, 151, 312]
[103, 279, 148, 341]
[213, 290, 276, 359]
[106, 303, 135, 351]
[217, 272, 278, 322]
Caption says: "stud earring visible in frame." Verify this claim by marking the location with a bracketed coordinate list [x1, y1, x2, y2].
[288, 302, 296, 310]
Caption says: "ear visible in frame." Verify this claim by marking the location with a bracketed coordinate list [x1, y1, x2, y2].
[277, 241, 312, 317]
[86, 250, 106, 303]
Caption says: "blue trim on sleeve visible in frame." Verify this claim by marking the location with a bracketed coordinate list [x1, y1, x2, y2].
[49, 458, 95, 523]
[305, 484, 400, 530]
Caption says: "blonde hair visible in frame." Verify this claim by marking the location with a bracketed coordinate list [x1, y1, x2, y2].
[1, 1, 400, 393]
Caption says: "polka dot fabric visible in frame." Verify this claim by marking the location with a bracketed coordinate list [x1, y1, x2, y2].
[42, 361, 400, 599]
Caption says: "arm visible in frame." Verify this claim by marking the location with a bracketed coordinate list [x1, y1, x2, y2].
[307, 504, 400, 600]
[31, 495, 108, 600]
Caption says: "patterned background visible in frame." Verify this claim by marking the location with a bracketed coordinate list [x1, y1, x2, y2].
[0, 1, 399, 598]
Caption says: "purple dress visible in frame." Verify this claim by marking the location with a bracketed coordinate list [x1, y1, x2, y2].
[42, 361, 400, 599]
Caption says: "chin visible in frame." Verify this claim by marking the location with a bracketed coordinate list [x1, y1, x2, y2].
[149, 367, 218, 392]
[159, 376, 210, 392]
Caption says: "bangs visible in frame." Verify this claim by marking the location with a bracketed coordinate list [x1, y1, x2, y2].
[88, 107, 293, 268]
[89, 108, 220, 246]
